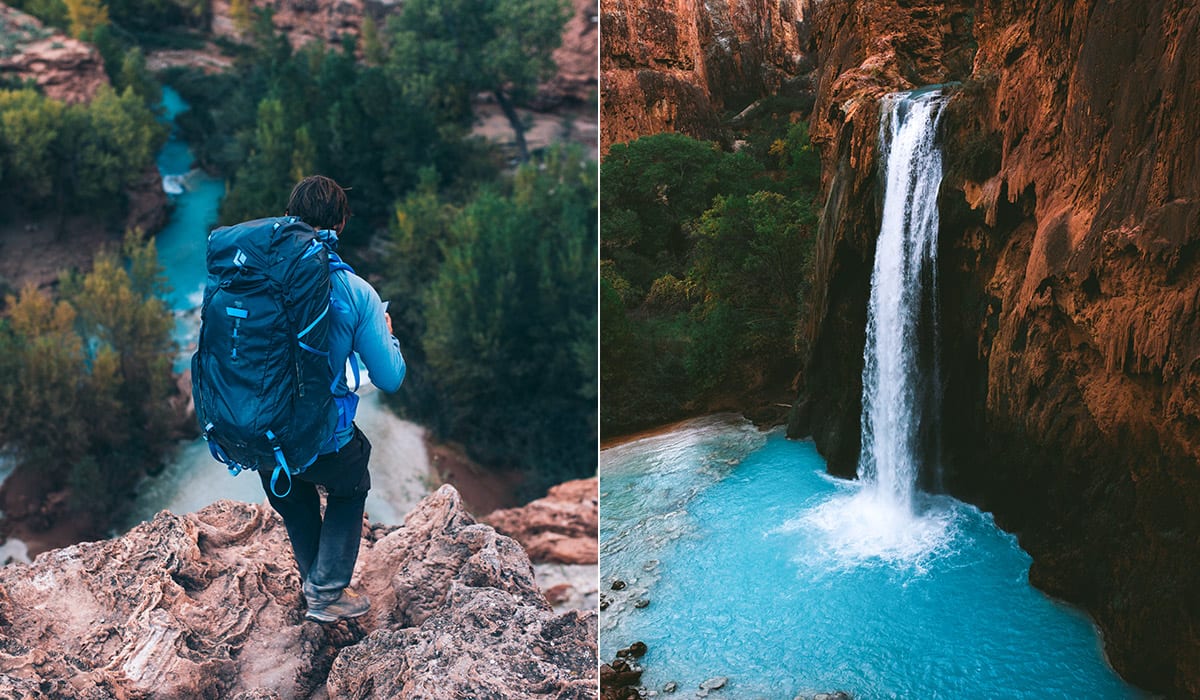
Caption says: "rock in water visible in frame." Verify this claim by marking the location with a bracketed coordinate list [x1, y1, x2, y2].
[701, 676, 728, 690]
[0, 485, 597, 698]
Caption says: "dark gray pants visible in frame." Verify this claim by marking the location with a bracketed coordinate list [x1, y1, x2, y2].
[258, 426, 372, 605]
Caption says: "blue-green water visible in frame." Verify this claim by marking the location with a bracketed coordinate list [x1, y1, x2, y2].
[155, 86, 224, 362]
[600, 416, 1148, 699]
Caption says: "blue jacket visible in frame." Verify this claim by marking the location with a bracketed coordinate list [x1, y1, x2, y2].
[322, 268, 406, 452]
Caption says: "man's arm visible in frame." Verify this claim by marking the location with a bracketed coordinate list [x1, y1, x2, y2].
[349, 276, 406, 393]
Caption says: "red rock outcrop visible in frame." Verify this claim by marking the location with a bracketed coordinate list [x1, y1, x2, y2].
[0, 486, 597, 698]
[798, 0, 1200, 695]
[0, 5, 107, 104]
[486, 477, 598, 565]
[542, 0, 599, 106]
[600, 0, 811, 152]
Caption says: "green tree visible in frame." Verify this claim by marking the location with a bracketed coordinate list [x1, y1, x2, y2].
[221, 97, 296, 221]
[0, 89, 65, 204]
[391, 0, 570, 161]
[360, 13, 385, 65]
[63, 0, 108, 38]
[229, 0, 253, 33]
[63, 230, 175, 452]
[421, 146, 596, 495]
[0, 286, 90, 476]
[64, 86, 166, 209]
[601, 133, 763, 293]
[116, 47, 163, 109]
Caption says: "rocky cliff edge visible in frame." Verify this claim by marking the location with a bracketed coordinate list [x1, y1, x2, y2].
[0, 485, 598, 699]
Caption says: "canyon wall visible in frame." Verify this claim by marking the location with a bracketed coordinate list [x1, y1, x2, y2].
[599, 0, 810, 152]
[799, 0, 1200, 695]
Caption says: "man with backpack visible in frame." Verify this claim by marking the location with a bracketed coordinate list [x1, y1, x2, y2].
[192, 175, 405, 623]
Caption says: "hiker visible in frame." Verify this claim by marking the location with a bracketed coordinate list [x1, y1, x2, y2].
[193, 175, 405, 623]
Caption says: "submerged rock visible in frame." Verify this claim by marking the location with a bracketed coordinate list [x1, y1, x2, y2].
[617, 640, 648, 658]
[0, 485, 596, 698]
[701, 676, 728, 690]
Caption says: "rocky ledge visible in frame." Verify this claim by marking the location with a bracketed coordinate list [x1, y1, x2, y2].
[486, 477, 598, 566]
[0, 485, 597, 699]
[0, 4, 107, 104]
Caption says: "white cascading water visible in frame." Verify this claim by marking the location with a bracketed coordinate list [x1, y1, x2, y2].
[858, 88, 948, 512]
[799, 88, 955, 572]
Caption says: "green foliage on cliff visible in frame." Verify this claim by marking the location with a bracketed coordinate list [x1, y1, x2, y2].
[0, 231, 176, 528]
[601, 123, 820, 436]
[0, 85, 164, 215]
[380, 147, 597, 498]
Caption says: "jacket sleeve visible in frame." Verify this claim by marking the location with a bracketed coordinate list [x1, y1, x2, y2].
[351, 276, 406, 393]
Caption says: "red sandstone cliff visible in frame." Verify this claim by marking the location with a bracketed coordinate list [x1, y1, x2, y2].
[798, 0, 1200, 695]
[599, 0, 810, 152]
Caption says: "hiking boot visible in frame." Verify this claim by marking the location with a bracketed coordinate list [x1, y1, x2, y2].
[305, 587, 370, 623]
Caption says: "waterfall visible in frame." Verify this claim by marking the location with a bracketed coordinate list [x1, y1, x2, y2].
[857, 88, 949, 513]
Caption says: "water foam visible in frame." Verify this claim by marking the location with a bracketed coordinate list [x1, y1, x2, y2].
[783, 486, 961, 576]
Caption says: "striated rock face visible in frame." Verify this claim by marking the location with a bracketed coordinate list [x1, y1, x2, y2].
[800, 0, 1200, 695]
[600, 0, 811, 152]
[0, 5, 107, 104]
[486, 477, 598, 565]
[0, 486, 597, 698]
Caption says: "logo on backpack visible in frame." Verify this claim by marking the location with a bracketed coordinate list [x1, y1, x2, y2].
[191, 216, 356, 498]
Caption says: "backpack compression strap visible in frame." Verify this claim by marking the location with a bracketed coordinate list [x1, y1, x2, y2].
[266, 429, 293, 498]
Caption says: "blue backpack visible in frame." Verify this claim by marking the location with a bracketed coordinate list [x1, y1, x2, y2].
[191, 216, 357, 498]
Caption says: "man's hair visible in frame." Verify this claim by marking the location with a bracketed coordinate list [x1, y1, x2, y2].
[286, 175, 350, 231]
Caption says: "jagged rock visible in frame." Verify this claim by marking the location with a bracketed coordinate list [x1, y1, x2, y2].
[0, 485, 596, 698]
[700, 676, 728, 690]
[484, 477, 598, 565]
[0, 5, 107, 104]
